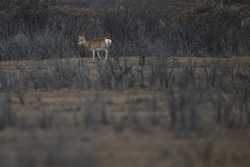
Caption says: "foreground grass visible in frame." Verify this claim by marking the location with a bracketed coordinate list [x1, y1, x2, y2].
[0, 88, 249, 166]
[0, 123, 250, 167]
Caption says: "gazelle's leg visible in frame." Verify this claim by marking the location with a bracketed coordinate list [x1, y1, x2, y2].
[97, 51, 102, 60]
[105, 49, 108, 60]
[92, 50, 95, 61]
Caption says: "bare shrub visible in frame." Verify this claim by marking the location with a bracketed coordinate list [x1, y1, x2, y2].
[0, 94, 16, 130]
[38, 111, 54, 130]
[0, 71, 19, 90]
[0, 30, 77, 60]
[22, 60, 90, 90]
[148, 57, 175, 88]
[168, 88, 201, 136]
[81, 94, 110, 129]
[96, 59, 137, 89]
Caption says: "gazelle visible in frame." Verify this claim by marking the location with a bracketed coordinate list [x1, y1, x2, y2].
[78, 34, 112, 61]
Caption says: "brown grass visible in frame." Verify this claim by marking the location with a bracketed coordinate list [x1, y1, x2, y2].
[0, 126, 250, 167]
[2, 56, 250, 67]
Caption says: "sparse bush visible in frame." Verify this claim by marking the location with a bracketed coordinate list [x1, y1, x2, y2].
[38, 111, 54, 130]
[96, 60, 137, 89]
[81, 94, 110, 128]
[168, 87, 201, 135]
[0, 94, 16, 130]
[22, 60, 91, 89]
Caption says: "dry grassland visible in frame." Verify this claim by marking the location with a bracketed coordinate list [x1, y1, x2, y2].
[0, 56, 250, 167]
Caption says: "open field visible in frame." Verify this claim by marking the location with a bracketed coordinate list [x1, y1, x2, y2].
[1, 87, 250, 167]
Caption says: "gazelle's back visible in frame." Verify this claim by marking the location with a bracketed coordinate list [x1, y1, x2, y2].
[88, 37, 112, 49]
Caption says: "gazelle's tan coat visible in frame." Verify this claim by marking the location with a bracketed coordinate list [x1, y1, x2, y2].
[78, 35, 112, 61]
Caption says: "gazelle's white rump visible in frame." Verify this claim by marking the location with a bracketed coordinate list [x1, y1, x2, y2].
[105, 39, 112, 47]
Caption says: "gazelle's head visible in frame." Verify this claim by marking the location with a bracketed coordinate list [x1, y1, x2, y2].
[78, 35, 87, 46]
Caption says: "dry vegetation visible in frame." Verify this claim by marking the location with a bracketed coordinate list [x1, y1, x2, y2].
[1, 0, 250, 167]
[0, 56, 250, 166]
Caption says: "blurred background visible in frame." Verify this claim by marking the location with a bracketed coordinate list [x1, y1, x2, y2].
[0, 0, 250, 60]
